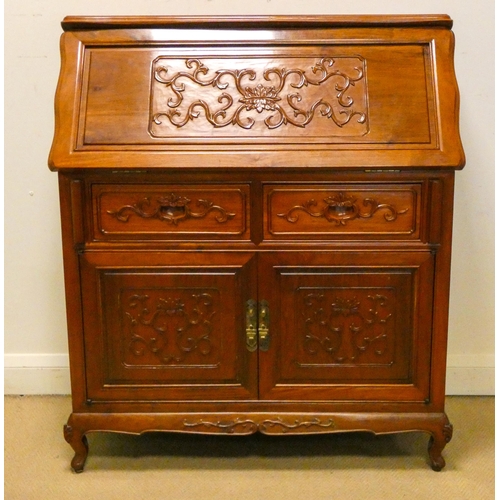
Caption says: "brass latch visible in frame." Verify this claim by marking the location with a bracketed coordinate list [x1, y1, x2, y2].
[245, 299, 270, 352]
[258, 300, 270, 352]
[245, 299, 258, 352]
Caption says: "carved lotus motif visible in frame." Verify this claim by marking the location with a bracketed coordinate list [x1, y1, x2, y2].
[240, 84, 281, 113]
[156, 297, 185, 316]
[325, 192, 356, 209]
[157, 193, 190, 207]
[331, 297, 361, 317]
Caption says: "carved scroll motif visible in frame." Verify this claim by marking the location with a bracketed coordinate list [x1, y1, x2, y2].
[277, 192, 408, 226]
[260, 417, 335, 433]
[124, 292, 216, 365]
[182, 417, 335, 434]
[107, 193, 236, 225]
[151, 57, 367, 131]
[302, 292, 394, 364]
[183, 418, 258, 434]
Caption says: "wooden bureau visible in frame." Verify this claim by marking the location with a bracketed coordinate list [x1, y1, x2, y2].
[49, 15, 465, 472]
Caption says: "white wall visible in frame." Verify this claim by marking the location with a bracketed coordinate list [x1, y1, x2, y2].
[4, 0, 494, 395]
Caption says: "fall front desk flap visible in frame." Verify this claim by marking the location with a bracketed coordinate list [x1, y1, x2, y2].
[49, 15, 465, 170]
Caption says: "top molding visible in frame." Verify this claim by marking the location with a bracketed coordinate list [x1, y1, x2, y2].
[61, 15, 454, 31]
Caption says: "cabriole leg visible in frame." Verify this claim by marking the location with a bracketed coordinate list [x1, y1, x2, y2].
[428, 422, 453, 471]
[63, 424, 89, 473]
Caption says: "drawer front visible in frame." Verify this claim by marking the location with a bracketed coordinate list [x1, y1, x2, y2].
[264, 183, 421, 240]
[92, 184, 250, 241]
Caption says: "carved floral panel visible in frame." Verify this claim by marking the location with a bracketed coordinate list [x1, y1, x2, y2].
[150, 56, 368, 138]
[295, 287, 397, 367]
[120, 288, 221, 367]
[107, 193, 236, 225]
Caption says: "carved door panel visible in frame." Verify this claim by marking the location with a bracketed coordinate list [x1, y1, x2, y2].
[80, 251, 258, 402]
[258, 251, 434, 403]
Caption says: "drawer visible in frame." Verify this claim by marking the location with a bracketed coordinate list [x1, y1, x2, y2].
[264, 183, 421, 240]
[92, 184, 250, 241]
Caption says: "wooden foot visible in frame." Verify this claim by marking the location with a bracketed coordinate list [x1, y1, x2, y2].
[428, 422, 453, 471]
[64, 424, 89, 473]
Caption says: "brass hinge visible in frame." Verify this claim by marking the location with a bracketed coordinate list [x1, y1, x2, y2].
[364, 169, 401, 173]
[111, 170, 146, 174]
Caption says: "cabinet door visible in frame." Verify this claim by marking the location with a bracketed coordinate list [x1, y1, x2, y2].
[258, 251, 434, 402]
[80, 251, 258, 402]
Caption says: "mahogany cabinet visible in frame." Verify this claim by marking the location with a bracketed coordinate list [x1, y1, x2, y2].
[49, 15, 465, 472]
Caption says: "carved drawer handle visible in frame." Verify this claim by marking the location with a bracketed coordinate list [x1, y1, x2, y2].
[277, 192, 408, 226]
[107, 193, 236, 225]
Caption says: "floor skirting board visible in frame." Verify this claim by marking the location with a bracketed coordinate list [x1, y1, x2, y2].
[4, 354, 494, 396]
[4, 354, 71, 395]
